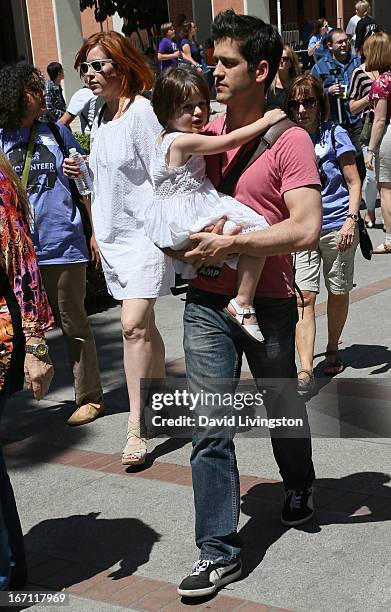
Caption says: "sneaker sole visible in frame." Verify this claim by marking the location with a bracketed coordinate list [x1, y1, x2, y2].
[280, 509, 315, 527]
[177, 566, 242, 598]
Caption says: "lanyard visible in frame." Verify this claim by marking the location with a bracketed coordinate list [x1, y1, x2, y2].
[21, 123, 37, 189]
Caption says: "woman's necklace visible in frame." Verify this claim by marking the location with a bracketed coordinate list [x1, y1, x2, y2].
[112, 97, 133, 121]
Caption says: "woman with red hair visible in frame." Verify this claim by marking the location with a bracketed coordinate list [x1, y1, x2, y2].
[65, 31, 174, 466]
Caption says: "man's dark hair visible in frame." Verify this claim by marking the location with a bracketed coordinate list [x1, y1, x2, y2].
[47, 61, 63, 81]
[0, 63, 45, 128]
[152, 65, 210, 130]
[327, 28, 345, 45]
[211, 9, 283, 91]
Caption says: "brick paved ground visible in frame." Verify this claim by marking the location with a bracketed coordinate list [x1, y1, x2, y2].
[1, 221, 390, 611]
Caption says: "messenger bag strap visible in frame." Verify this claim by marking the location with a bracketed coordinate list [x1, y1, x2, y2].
[21, 123, 37, 189]
[48, 122, 84, 206]
[217, 118, 296, 196]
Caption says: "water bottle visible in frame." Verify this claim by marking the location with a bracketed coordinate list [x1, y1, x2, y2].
[69, 148, 93, 195]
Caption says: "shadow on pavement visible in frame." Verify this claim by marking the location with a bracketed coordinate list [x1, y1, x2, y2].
[239, 471, 391, 579]
[313, 344, 391, 377]
[24, 511, 160, 588]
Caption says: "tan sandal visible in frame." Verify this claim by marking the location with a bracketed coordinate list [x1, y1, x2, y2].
[122, 420, 147, 466]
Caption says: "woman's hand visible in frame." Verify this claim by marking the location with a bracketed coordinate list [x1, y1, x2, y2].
[365, 150, 375, 170]
[24, 353, 54, 400]
[90, 233, 101, 267]
[337, 218, 357, 252]
[63, 156, 85, 179]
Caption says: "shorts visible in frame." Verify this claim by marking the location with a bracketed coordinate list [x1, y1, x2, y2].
[375, 122, 391, 183]
[294, 227, 359, 295]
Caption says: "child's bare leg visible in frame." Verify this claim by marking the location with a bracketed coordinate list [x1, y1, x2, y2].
[227, 255, 266, 326]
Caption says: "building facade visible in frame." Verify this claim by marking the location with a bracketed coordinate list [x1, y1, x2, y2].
[1, 0, 390, 104]
[0, 0, 118, 100]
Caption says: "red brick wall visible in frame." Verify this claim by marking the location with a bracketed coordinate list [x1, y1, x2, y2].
[167, 0, 193, 25]
[26, 0, 58, 75]
[269, 0, 357, 30]
[343, 0, 359, 27]
[212, 0, 244, 17]
[81, 7, 113, 40]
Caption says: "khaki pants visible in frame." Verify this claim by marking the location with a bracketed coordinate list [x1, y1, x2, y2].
[294, 227, 359, 295]
[39, 263, 103, 407]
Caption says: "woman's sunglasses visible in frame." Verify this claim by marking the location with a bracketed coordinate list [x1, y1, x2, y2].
[80, 59, 115, 74]
[288, 97, 317, 111]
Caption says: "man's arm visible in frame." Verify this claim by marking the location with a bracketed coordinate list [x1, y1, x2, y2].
[157, 51, 180, 61]
[312, 61, 341, 96]
[184, 185, 322, 268]
[59, 111, 76, 127]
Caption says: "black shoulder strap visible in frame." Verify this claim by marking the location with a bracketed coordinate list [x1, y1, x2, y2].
[48, 121, 68, 159]
[217, 118, 296, 196]
[47, 122, 85, 207]
[330, 123, 337, 151]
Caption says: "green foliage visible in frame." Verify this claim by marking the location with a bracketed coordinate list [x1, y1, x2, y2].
[73, 131, 90, 155]
[79, 0, 168, 42]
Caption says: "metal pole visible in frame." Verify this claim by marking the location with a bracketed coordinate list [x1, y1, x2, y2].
[336, 0, 344, 29]
[277, 0, 282, 35]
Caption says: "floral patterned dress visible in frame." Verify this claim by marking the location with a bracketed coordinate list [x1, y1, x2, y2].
[368, 72, 391, 183]
[0, 171, 54, 393]
[368, 71, 391, 120]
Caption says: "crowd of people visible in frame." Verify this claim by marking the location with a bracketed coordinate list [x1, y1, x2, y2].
[0, 1, 390, 599]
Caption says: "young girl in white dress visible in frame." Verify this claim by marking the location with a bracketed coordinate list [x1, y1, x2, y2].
[145, 66, 285, 341]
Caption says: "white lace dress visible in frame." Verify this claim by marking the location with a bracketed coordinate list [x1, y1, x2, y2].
[89, 97, 175, 299]
[144, 131, 269, 279]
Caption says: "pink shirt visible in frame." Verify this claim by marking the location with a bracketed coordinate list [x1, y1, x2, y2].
[192, 116, 321, 298]
[369, 72, 391, 121]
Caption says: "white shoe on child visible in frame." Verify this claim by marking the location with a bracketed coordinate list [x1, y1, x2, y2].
[224, 298, 264, 343]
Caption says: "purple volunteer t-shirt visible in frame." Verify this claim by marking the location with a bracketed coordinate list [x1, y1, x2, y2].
[158, 37, 178, 71]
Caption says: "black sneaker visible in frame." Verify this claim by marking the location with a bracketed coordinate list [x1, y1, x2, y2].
[177, 559, 242, 597]
[281, 487, 314, 526]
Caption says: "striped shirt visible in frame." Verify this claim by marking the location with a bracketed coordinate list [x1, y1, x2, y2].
[348, 65, 374, 102]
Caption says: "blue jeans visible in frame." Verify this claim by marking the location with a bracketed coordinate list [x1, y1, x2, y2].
[361, 145, 377, 212]
[0, 393, 26, 589]
[183, 288, 315, 563]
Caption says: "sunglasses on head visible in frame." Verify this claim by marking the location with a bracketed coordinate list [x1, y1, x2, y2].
[79, 59, 115, 74]
[288, 97, 317, 111]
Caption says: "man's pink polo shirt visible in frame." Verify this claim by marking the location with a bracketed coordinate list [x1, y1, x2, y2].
[191, 115, 321, 299]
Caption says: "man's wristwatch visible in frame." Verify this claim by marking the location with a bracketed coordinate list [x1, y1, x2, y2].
[25, 343, 49, 358]
[347, 213, 359, 222]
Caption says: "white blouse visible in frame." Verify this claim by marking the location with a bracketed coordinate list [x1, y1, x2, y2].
[89, 97, 175, 299]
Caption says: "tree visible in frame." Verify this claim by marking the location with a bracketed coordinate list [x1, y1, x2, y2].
[79, 0, 169, 48]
